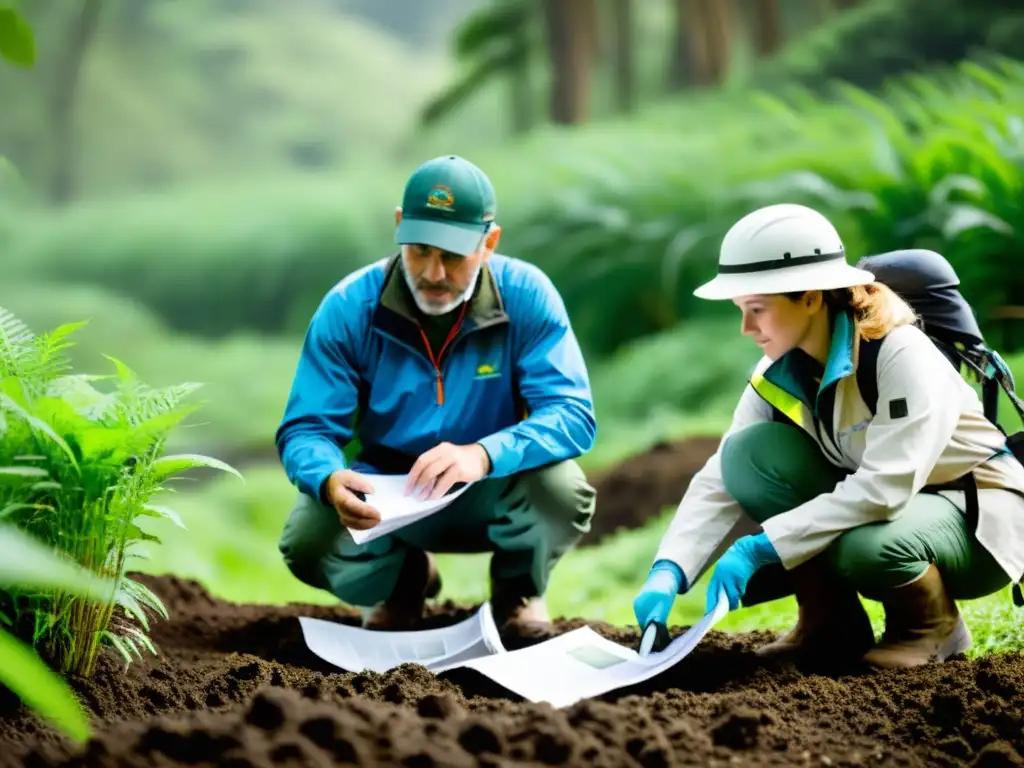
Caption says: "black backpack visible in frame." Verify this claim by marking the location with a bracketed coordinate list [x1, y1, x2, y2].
[855, 249, 1024, 606]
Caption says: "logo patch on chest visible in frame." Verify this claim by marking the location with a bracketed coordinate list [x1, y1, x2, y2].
[475, 363, 501, 380]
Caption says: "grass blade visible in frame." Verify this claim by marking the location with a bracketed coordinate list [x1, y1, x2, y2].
[0, 629, 89, 742]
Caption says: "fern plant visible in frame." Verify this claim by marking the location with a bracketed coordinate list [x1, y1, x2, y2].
[0, 306, 240, 678]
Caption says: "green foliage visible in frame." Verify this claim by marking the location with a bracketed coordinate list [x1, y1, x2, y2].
[420, 0, 535, 127]
[0, 4, 34, 67]
[0, 524, 122, 743]
[0, 0, 507, 201]
[0, 306, 241, 678]
[7, 58, 1024, 360]
[3, 179, 400, 338]
[757, 0, 1024, 93]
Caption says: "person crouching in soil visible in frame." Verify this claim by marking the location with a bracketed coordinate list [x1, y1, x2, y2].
[275, 154, 597, 634]
[633, 203, 1024, 670]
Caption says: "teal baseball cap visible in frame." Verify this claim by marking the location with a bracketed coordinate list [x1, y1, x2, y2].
[395, 155, 497, 257]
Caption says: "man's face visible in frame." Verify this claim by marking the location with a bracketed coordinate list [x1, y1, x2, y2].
[395, 207, 502, 316]
[401, 243, 485, 315]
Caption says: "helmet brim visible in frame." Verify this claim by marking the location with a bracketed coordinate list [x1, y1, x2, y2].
[694, 262, 876, 300]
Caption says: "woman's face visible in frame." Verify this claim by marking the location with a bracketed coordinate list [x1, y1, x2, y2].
[733, 292, 819, 361]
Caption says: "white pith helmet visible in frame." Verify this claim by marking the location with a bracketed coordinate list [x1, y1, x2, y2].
[693, 203, 875, 300]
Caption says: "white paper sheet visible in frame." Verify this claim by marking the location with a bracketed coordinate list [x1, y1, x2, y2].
[450, 591, 730, 708]
[347, 474, 474, 545]
[298, 601, 505, 674]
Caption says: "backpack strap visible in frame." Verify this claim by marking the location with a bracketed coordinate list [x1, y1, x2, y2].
[855, 336, 883, 416]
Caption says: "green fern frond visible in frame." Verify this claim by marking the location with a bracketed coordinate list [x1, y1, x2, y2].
[32, 321, 87, 385]
[0, 306, 38, 382]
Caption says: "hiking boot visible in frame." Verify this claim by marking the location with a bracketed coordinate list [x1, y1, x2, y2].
[490, 575, 551, 636]
[862, 563, 971, 670]
[362, 549, 441, 631]
[755, 558, 875, 666]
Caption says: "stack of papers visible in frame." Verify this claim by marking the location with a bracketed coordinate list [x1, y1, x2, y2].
[298, 601, 504, 674]
[297, 592, 730, 707]
[347, 474, 474, 545]
[453, 591, 729, 708]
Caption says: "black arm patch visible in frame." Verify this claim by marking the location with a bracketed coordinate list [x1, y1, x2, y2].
[888, 397, 909, 419]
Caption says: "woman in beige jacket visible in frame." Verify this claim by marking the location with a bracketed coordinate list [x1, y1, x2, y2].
[633, 203, 1024, 670]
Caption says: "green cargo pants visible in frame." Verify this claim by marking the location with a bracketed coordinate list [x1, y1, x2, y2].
[722, 422, 1010, 603]
[278, 460, 596, 607]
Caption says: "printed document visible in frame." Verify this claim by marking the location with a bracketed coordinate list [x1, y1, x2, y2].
[449, 590, 730, 708]
[298, 601, 505, 674]
[346, 473, 474, 545]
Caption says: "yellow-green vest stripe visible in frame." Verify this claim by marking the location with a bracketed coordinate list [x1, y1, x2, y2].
[751, 373, 805, 427]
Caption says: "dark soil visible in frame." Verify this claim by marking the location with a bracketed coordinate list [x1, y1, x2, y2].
[2, 575, 1022, 767]
[584, 435, 721, 546]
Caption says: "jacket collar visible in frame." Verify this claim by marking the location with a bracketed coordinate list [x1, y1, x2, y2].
[371, 253, 509, 347]
[762, 310, 858, 411]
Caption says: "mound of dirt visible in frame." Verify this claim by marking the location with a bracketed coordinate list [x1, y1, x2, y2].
[2, 574, 1022, 767]
[584, 436, 720, 545]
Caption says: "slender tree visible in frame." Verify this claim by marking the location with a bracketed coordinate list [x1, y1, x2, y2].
[698, 0, 732, 86]
[753, 0, 782, 57]
[668, 0, 733, 89]
[48, 0, 103, 205]
[542, 0, 598, 125]
[610, 0, 635, 112]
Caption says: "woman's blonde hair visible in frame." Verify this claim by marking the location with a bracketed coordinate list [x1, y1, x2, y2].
[824, 283, 917, 341]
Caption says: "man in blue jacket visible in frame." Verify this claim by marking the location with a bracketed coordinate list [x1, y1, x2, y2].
[275, 155, 598, 634]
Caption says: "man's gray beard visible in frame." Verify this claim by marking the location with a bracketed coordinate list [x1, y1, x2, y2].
[402, 257, 482, 316]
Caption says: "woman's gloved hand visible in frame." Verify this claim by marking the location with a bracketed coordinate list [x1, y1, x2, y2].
[633, 559, 686, 632]
[705, 532, 780, 613]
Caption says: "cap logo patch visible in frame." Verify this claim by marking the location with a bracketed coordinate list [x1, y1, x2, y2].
[426, 184, 455, 210]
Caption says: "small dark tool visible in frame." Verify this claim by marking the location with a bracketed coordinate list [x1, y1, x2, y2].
[638, 620, 670, 656]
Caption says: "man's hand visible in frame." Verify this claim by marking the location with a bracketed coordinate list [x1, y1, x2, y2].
[406, 442, 491, 500]
[325, 469, 380, 530]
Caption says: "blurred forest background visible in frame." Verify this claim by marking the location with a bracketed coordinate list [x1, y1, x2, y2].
[3, 0, 1024, 633]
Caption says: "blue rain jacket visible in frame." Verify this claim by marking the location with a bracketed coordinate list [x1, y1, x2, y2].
[275, 253, 597, 501]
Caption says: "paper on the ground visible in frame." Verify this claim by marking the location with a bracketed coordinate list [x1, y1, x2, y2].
[346, 473, 474, 545]
[298, 601, 506, 674]
[450, 590, 730, 708]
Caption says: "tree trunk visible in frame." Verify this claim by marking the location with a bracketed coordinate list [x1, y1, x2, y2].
[542, 0, 596, 125]
[697, 0, 732, 86]
[753, 0, 782, 57]
[612, 0, 634, 112]
[509, 49, 532, 133]
[507, 0, 533, 135]
[49, 0, 103, 205]
[668, 0, 708, 90]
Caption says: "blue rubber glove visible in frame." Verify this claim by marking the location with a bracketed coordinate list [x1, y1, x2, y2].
[705, 533, 780, 613]
[633, 559, 687, 631]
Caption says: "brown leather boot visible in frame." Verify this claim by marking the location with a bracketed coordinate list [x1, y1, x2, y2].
[362, 549, 441, 631]
[490, 575, 551, 636]
[755, 558, 875, 666]
[862, 563, 971, 669]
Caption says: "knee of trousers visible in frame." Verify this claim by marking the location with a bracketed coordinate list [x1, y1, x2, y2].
[828, 525, 919, 594]
[720, 421, 825, 511]
[278, 533, 401, 606]
[278, 530, 328, 588]
[519, 459, 596, 534]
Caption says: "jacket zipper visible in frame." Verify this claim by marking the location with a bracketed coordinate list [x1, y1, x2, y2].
[417, 302, 469, 406]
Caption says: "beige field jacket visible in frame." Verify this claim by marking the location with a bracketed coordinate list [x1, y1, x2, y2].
[655, 323, 1024, 590]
